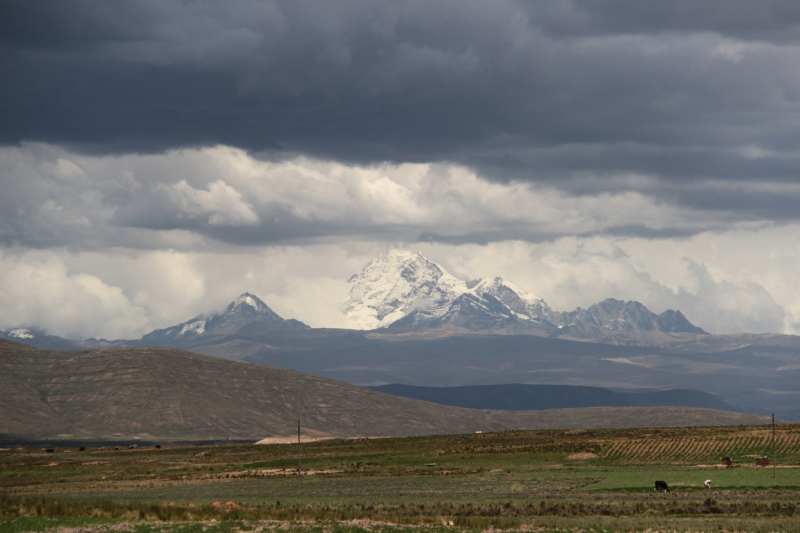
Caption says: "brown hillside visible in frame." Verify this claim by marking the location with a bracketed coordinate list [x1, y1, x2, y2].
[0, 339, 774, 441]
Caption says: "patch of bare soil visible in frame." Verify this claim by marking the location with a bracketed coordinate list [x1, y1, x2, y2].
[255, 435, 391, 445]
[208, 468, 343, 479]
[52, 525, 137, 532]
[211, 500, 249, 511]
[49, 520, 437, 533]
[567, 452, 598, 459]
[255, 436, 337, 445]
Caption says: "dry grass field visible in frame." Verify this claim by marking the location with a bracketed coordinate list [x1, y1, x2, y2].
[2, 425, 800, 532]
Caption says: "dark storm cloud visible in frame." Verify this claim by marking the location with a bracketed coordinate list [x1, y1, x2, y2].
[526, 0, 800, 43]
[2, 0, 800, 228]
[111, 195, 405, 247]
[419, 224, 705, 246]
[597, 225, 699, 240]
[418, 229, 564, 246]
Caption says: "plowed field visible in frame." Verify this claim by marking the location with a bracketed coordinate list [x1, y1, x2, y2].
[602, 428, 800, 464]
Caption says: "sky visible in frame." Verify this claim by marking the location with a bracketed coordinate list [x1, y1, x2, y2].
[2, 0, 800, 339]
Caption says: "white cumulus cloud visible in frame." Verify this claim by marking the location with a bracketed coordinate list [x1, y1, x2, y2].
[161, 179, 259, 226]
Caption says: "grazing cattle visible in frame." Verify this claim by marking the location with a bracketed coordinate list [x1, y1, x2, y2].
[720, 456, 732, 467]
[654, 480, 669, 492]
[154, 444, 161, 449]
[704, 479, 712, 490]
[45, 449, 54, 454]
[79, 447, 85, 452]
[756, 457, 770, 467]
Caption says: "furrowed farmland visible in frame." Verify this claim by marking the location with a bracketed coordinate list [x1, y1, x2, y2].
[2, 425, 800, 533]
[602, 428, 800, 464]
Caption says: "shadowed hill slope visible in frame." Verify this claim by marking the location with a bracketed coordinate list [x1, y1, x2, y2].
[0, 339, 775, 441]
[5, 328, 800, 422]
[370, 383, 737, 412]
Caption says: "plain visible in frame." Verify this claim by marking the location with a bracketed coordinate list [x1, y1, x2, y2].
[2, 425, 800, 532]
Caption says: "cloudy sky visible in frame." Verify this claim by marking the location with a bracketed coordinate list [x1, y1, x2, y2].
[2, 0, 800, 339]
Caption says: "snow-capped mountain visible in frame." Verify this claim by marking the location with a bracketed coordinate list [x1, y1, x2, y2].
[142, 293, 308, 342]
[345, 250, 470, 330]
[1, 327, 39, 340]
[469, 277, 557, 324]
[345, 251, 556, 333]
[345, 251, 707, 335]
[0, 327, 92, 350]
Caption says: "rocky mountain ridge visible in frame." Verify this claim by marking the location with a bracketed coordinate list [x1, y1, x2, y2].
[141, 293, 308, 343]
[345, 251, 707, 336]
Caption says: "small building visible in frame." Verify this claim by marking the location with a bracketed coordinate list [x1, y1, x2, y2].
[721, 456, 733, 467]
[756, 456, 770, 467]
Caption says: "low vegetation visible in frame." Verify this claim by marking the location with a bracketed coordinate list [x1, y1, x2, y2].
[1, 425, 800, 532]
[0, 339, 774, 442]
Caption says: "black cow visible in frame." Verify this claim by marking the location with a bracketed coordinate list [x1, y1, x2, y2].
[79, 447, 85, 452]
[654, 480, 670, 492]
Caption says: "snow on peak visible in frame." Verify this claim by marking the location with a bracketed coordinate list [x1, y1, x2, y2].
[344, 251, 564, 330]
[8, 328, 35, 339]
[468, 276, 552, 322]
[472, 276, 543, 303]
[345, 250, 469, 330]
[179, 320, 206, 336]
[231, 293, 268, 312]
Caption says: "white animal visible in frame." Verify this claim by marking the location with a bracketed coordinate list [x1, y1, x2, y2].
[704, 479, 712, 490]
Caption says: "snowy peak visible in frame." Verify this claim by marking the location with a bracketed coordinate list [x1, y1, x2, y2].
[141, 293, 307, 343]
[211, 292, 292, 334]
[2, 328, 38, 339]
[470, 277, 554, 322]
[228, 293, 272, 314]
[346, 250, 707, 336]
[346, 252, 554, 333]
[392, 292, 519, 331]
[345, 251, 468, 330]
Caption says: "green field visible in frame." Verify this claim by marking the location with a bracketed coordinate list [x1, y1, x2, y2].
[2, 425, 800, 532]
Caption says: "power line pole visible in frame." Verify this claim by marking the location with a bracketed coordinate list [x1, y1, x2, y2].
[772, 413, 776, 479]
[297, 420, 301, 477]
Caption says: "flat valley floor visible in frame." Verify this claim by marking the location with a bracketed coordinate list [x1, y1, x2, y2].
[2, 425, 800, 532]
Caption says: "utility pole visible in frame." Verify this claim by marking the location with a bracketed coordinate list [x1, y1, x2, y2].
[297, 420, 301, 477]
[772, 413, 776, 479]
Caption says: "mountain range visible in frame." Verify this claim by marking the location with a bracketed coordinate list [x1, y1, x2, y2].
[2, 250, 705, 346]
[141, 292, 308, 343]
[2, 251, 798, 423]
[0, 292, 308, 349]
[345, 251, 706, 337]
